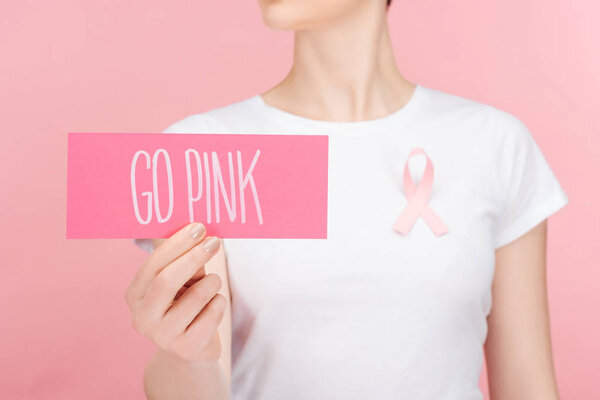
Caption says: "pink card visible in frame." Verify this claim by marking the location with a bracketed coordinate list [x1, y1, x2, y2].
[67, 132, 328, 239]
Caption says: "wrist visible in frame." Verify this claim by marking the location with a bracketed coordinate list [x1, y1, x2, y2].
[156, 347, 221, 372]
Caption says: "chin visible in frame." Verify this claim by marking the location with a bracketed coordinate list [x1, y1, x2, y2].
[258, 0, 367, 31]
[259, 3, 301, 30]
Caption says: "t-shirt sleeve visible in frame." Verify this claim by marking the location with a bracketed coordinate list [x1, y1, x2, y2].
[492, 112, 570, 249]
[132, 116, 210, 254]
[133, 238, 154, 254]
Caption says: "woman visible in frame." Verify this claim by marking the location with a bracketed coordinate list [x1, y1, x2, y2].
[127, 0, 569, 398]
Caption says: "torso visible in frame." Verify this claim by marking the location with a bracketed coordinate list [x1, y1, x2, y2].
[159, 84, 522, 399]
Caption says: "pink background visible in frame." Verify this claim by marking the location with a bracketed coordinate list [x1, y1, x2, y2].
[1, 1, 598, 399]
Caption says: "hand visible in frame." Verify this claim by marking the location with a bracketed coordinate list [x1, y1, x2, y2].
[125, 222, 227, 364]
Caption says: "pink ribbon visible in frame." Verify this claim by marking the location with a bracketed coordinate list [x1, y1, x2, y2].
[393, 147, 448, 236]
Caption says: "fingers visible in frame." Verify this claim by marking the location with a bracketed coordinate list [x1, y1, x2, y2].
[177, 293, 228, 356]
[163, 273, 223, 333]
[142, 236, 222, 319]
[185, 293, 228, 337]
[127, 222, 208, 301]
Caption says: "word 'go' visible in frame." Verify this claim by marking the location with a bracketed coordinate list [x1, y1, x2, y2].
[130, 149, 263, 225]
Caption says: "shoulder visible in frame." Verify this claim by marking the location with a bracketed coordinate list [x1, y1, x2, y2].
[421, 85, 490, 114]
[422, 85, 532, 146]
[162, 95, 262, 134]
[424, 86, 523, 125]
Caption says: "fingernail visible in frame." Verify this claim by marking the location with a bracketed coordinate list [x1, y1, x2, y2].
[202, 236, 220, 253]
[189, 223, 206, 240]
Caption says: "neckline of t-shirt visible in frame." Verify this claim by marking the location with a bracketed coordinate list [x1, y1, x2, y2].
[251, 83, 427, 135]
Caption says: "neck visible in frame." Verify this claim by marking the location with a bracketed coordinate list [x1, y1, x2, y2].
[262, 3, 414, 122]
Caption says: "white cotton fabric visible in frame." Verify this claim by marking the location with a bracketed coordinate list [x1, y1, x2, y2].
[134, 84, 569, 400]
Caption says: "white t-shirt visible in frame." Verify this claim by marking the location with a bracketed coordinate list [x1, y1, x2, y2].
[134, 84, 569, 400]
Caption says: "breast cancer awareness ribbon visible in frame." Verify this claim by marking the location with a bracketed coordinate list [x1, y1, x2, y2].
[393, 147, 448, 236]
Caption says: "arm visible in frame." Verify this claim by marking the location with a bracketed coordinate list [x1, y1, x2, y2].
[484, 219, 561, 400]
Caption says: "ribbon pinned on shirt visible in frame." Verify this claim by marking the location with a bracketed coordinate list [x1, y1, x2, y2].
[393, 147, 448, 236]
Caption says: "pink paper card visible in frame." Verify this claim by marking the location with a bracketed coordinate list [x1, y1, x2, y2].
[67, 132, 328, 239]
